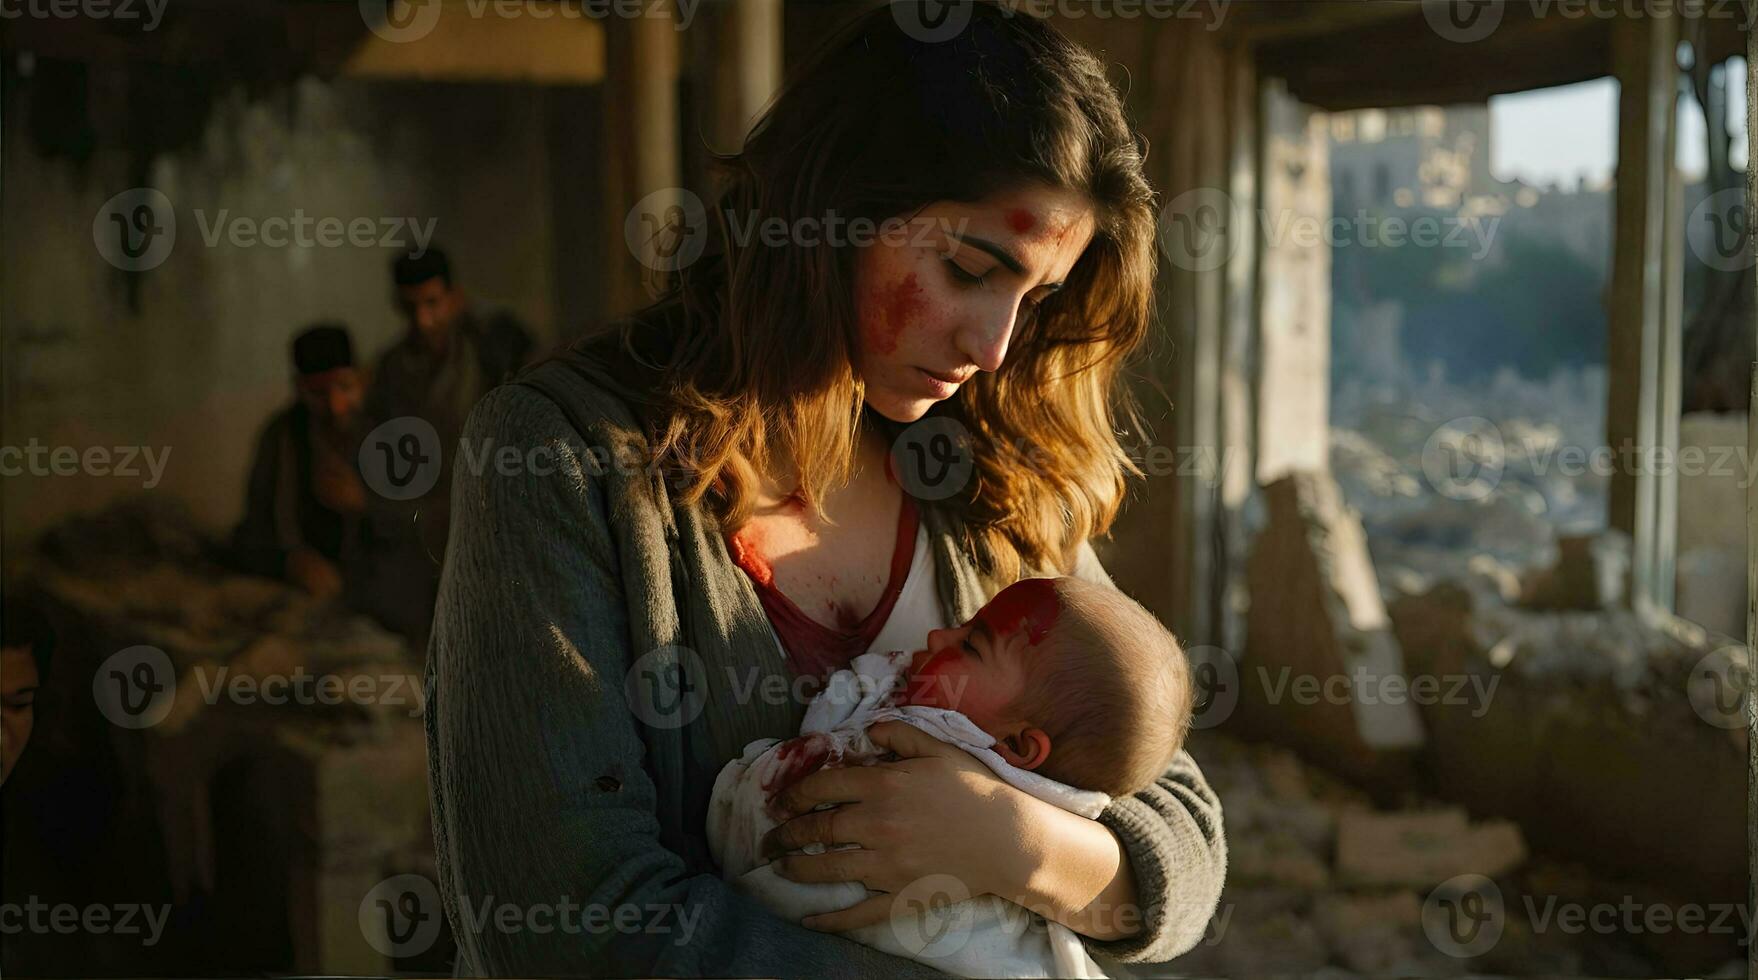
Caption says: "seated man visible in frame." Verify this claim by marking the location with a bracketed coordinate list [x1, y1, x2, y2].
[232, 323, 368, 599]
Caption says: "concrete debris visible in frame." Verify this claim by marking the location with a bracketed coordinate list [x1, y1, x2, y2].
[1335, 807, 1527, 888]
[22, 497, 430, 973]
[1518, 531, 1631, 610]
[1170, 732, 1740, 977]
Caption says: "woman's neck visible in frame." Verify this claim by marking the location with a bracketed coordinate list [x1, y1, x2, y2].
[755, 414, 892, 512]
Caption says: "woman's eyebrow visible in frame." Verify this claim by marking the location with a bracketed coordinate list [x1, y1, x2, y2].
[950, 234, 1067, 291]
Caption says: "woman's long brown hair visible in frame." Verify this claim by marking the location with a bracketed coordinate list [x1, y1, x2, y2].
[577, 1, 1157, 582]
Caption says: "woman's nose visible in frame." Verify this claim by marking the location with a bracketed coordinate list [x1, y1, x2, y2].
[954, 301, 1021, 373]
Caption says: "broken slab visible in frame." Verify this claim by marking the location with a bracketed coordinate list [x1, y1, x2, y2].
[1519, 530, 1632, 610]
[1335, 806, 1527, 888]
[1238, 471, 1424, 787]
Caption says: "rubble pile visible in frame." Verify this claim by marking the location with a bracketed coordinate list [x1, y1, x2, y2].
[19, 495, 432, 974]
[1168, 733, 1743, 978]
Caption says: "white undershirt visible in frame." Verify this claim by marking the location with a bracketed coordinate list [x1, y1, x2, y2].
[864, 521, 951, 657]
[757, 521, 950, 665]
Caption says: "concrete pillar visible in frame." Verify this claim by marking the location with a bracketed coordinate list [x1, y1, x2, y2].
[1605, 9, 1680, 618]
[603, 7, 681, 317]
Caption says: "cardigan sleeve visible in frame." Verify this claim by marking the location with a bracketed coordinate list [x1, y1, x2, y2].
[1067, 539, 1229, 963]
[423, 386, 949, 978]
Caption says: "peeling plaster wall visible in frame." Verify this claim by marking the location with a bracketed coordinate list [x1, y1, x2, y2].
[3, 69, 579, 550]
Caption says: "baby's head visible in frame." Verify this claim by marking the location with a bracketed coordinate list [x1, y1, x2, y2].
[900, 577, 1194, 796]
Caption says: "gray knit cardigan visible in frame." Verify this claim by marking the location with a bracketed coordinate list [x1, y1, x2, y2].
[421, 357, 1227, 977]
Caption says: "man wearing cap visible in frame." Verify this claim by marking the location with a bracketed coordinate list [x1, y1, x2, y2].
[233, 323, 369, 598]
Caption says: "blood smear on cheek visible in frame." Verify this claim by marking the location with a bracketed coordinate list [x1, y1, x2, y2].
[865, 271, 924, 356]
[977, 578, 1061, 646]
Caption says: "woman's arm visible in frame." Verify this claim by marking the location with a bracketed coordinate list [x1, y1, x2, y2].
[424, 386, 948, 978]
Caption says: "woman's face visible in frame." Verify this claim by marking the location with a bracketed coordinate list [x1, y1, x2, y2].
[854, 183, 1097, 423]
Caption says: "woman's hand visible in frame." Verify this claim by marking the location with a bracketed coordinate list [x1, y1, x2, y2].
[759, 720, 1143, 941]
[760, 720, 1028, 932]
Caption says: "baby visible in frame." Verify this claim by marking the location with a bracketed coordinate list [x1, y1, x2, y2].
[707, 577, 1194, 978]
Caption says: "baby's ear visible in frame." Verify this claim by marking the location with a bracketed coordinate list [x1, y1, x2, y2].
[996, 728, 1052, 771]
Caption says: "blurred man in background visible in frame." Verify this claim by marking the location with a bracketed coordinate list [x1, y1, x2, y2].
[232, 323, 368, 599]
[360, 248, 533, 654]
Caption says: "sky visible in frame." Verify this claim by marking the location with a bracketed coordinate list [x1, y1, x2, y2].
[1487, 56, 1747, 187]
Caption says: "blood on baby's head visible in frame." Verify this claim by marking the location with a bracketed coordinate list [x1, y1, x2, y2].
[1004, 578, 1194, 797]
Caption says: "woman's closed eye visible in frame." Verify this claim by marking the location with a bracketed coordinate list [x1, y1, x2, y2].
[944, 257, 1045, 322]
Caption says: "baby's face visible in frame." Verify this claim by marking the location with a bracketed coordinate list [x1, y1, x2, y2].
[901, 578, 1062, 737]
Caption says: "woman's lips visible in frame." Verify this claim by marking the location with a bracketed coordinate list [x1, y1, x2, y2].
[915, 367, 969, 398]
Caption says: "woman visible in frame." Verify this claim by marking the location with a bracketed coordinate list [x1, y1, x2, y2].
[423, 4, 1226, 975]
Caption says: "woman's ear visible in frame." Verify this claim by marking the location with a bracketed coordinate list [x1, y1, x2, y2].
[996, 728, 1052, 771]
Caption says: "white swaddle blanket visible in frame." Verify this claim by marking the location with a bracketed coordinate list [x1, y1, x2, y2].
[707, 649, 1111, 979]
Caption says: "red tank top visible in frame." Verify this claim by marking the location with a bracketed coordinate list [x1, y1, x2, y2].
[727, 495, 920, 685]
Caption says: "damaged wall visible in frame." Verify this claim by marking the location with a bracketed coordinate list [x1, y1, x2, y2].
[2, 61, 602, 549]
